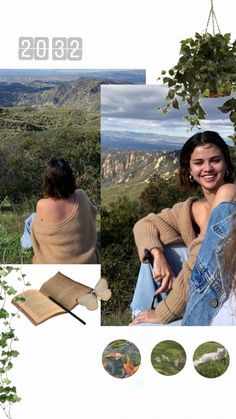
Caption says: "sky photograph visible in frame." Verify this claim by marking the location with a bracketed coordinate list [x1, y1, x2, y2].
[101, 84, 235, 150]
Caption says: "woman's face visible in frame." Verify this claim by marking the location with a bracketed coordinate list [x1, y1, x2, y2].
[189, 143, 227, 193]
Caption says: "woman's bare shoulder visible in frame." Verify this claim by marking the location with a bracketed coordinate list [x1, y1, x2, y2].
[36, 198, 51, 208]
[36, 198, 57, 213]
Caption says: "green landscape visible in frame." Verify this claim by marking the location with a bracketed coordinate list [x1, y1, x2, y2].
[151, 340, 186, 376]
[0, 76, 104, 263]
[0, 70, 146, 264]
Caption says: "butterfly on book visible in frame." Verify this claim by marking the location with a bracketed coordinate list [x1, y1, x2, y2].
[77, 277, 111, 310]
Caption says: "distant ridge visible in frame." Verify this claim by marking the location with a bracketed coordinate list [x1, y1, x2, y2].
[101, 130, 186, 151]
[0, 77, 132, 111]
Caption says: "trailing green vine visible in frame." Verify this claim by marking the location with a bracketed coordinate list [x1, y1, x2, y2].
[158, 0, 236, 143]
[0, 266, 30, 419]
[158, 32, 236, 133]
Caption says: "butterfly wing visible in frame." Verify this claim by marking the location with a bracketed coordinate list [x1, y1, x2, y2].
[94, 278, 112, 301]
[77, 293, 98, 311]
[97, 288, 112, 301]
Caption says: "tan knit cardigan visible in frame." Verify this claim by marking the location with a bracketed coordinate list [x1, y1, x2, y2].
[133, 197, 204, 323]
[31, 189, 99, 264]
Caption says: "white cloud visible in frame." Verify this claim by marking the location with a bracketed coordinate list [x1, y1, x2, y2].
[101, 85, 235, 141]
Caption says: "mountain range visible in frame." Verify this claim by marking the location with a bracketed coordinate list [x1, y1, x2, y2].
[0, 77, 133, 111]
[101, 130, 186, 151]
[0, 69, 146, 84]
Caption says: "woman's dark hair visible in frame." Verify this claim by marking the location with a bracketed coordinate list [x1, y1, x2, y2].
[43, 158, 76, 199]
[179, 131, 235, 189]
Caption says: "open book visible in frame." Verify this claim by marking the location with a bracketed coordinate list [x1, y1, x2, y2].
[12, 271, 93, 326]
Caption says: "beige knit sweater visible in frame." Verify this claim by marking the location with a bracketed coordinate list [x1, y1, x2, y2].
[31, 189, 99, 264]
[133, 197, 204, 323]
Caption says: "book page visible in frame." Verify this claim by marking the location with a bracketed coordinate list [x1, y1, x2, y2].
[40, 271, 93, 310]
[12, 289, 65, 325]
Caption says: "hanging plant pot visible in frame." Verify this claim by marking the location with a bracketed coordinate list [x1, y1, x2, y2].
[159, 32, 236, 129]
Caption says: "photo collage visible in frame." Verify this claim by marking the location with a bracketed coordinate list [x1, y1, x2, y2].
[1, 0, 236, 418]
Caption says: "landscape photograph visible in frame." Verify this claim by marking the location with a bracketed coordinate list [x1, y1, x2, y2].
[0, 69, 145, 263]
[101, 84, 236, 325]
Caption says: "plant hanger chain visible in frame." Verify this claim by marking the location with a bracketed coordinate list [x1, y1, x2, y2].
[205, 0, 221, 35]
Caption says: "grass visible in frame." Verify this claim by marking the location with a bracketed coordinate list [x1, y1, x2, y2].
[193, 341, 229, 378]
[0, 211, 33, 263]
[101, 181, 146, 208]
[151, 340, 186, 376]
[101, 307, 132, 326]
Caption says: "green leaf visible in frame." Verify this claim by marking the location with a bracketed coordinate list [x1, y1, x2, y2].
[163, 77, 170, 84]
[223, 98, 236, 110]
[172, 98, 179, 109]
[14, 296, 26, 302]
[218, 105, 231, 113]
[0, 308, 9, 319]
[229, 111, 236, 124]
[6, 286, 17, 296]
[2, 378, 11, 385]
[203, 88, 210, 97]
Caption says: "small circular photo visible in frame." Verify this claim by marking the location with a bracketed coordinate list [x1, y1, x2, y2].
[193, 341, 229, 378]
[102, 339, 141, 379]
[151, 340, 186, 376]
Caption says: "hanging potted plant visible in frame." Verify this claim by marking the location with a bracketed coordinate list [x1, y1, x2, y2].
[158, 2, 236, 142]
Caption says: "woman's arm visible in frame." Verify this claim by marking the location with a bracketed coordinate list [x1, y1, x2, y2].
[133, 198, 196, 293]
[130, 234, 203, 325]
[133, 199, 192, 261]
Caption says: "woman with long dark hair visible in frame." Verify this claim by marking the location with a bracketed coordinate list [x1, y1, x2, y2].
[130, 131, 236, 325]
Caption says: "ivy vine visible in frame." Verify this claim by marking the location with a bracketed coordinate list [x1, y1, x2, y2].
[0, 266, 30, 419]
[158, 32, 236, 142]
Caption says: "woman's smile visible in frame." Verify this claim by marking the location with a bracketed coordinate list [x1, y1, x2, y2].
[190, 143, 227, 192]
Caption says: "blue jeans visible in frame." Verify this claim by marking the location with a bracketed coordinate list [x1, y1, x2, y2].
[20, 212, 36, 249]
[131, 202, 236, 326]
[130, 244, 189, 326]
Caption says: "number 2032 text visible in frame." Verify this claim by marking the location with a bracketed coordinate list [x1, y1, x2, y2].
[18, 37, 82, 61]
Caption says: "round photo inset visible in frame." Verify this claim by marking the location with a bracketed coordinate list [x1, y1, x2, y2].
[151, 340, 186, 376]
[193, 341, 229, 378]
[102, 339, 141, 379]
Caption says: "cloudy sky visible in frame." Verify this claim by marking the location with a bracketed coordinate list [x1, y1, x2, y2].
[101, 84, 235, 145]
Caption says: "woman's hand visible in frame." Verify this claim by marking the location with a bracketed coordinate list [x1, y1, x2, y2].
[151, 248, 174, 294]
[129, 309, 160, 325]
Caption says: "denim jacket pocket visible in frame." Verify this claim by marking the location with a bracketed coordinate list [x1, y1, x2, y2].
[188, 260, 210, 293]
[182, 262, 221, 326]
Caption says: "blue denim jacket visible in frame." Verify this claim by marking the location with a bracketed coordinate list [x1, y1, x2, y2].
[182, 202, 236, 326]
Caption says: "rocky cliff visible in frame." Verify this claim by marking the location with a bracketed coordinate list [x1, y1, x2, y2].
[102, 148, 180, 186]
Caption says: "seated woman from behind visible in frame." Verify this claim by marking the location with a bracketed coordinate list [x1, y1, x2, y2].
[31, 158, 99, 264]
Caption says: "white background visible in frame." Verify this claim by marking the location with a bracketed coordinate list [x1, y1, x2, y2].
[1, 1, 236, 418]
[1, 0, 236, 82]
